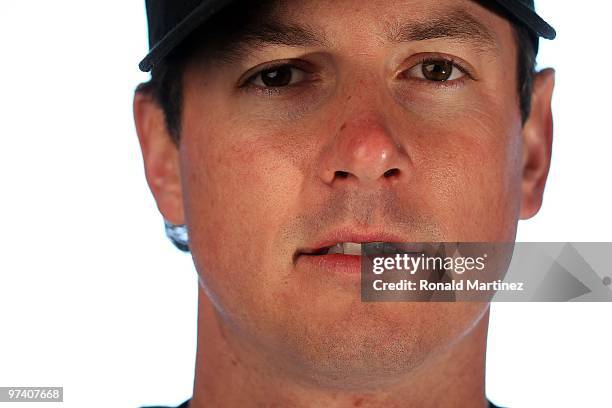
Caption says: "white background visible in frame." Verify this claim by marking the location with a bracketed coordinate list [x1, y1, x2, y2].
[0, 1, 610, 407]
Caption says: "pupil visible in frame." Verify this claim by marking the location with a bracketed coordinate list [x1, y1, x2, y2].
[261, 66, 292, 87]
[422, 61, 453, 81]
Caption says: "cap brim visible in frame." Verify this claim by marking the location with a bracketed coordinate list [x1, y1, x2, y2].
[139, 0, 556, 72]
[492, 0, 556, 40]
[139, 0, 233, 72]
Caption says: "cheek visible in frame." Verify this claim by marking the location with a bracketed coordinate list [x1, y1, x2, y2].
[407, 101, 523, 241]
[178, 117, 309, 306]
[185, 138, 287, 231]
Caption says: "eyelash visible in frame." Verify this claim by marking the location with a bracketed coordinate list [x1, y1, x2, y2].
[239, 55, 475, 95]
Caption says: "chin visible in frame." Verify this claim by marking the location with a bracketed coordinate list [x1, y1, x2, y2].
[263, 300, 489, 390]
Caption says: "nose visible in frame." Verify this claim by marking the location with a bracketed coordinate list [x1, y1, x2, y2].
[319, 114, 411, 187]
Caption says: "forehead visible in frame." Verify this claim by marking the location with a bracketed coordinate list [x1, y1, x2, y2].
[187, 0, 514, 65]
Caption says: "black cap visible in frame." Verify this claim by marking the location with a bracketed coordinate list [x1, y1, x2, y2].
[139, 0, 556, 72]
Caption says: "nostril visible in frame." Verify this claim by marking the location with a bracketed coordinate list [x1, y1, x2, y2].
[383, 168, 400, 178]
[335, 170, 350, 179]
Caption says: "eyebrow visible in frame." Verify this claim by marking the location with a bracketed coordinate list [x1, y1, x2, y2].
[211, 21, 330, 64]
[238, 21, 330, 48]
[384, 9, 498, 51]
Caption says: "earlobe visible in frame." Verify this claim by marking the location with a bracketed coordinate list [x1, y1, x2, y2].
[520, 68, 555, 220]
[133, 89, 185, 225]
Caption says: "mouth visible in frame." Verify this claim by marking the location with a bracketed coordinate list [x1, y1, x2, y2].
[298, 241, 431, 258]
[294, 230, 432, 276]
[302, 242, 364, 256]
[295, 242, 365, 276]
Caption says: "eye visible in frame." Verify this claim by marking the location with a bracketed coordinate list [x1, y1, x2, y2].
[247, 64, 308, 88]
[406, 59, 466, 82]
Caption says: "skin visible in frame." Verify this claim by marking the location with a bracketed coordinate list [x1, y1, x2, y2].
[134, 0, 555, 406]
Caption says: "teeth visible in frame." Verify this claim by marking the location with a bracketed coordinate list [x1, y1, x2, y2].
[343, 242, 362, 255]
[326, 242, 362, 255]
[326, 243, 344, 255]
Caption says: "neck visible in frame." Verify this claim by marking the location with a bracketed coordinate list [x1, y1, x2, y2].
[191, 286, 490, 408]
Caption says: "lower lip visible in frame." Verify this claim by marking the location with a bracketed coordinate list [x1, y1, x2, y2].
[296, 253, 363, 276]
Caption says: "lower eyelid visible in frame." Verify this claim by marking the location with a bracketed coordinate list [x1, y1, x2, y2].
[402, 76, 468, 90]
[240, 76, 324, 97]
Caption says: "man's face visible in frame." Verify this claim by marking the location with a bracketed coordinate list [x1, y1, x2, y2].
[137, 0, 553, 388]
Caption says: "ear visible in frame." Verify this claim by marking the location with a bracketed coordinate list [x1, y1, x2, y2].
[133, 88, 185, 225]
[520, 68, 555, 220]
